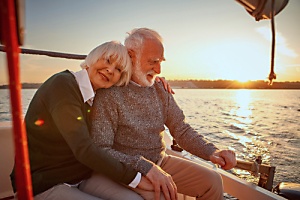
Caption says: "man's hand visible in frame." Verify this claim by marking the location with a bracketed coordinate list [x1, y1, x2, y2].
[146, 165, 178, 200]
[137, 176, 154, 191]
[209, 150, 237, 170]
[155, 76, 175, 94]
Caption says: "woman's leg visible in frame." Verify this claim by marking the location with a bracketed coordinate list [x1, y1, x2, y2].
[79, 173, 143, 200]
[33, 184, 102, 200]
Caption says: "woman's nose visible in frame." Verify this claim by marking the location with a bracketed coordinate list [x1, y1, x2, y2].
[106, 65, 115, 73]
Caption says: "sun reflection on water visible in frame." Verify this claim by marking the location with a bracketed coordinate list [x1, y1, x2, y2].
[225, 130, 253, 147]
[226, 90, 262, 182]
[234, 90, 253, 119]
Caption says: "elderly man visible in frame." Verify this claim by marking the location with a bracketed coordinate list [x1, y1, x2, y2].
[91, 28, 236, 200]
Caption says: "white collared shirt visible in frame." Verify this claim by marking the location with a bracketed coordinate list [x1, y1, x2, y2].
[71, 69, 141, 188]
[72, 69, 95, 106]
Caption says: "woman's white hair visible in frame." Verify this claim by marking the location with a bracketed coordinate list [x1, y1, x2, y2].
[124, 28, 163, 58]
[80, 41, 132, 86]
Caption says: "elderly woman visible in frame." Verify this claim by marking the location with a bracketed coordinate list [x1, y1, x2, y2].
[10, 41, 144, 200]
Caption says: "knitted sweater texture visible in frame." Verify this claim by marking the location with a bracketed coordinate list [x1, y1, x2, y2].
[91, 82, 218, 175]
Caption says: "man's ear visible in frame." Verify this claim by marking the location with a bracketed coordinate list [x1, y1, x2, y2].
[128, 49, 136, 62]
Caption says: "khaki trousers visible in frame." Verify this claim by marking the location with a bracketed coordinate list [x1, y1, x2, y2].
[134, 155, 224, 200]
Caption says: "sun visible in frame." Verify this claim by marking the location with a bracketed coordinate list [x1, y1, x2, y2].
[235, 75, 251, 83]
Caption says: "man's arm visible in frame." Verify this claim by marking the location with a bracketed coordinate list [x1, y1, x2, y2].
[163, 90, 217, 160]
[162, 85, 236, 169]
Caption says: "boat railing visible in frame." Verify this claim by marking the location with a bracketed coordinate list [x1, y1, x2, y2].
[171, 139, 276, 191]
[0, 45, 87, 60]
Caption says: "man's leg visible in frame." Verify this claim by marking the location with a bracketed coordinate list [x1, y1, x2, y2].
[161, 155, 224, 200]
[132, 155, 224, 200]
[33, 184, 102, 200]
[79, 173, 143, 200]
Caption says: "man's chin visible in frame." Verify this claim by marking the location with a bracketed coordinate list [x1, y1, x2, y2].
[139, 79, 154, 87]
[146, 77, 155, 86]
[134, 75, 155, 87]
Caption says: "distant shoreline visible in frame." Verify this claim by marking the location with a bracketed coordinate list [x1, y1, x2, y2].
[0, 80, 300, 89]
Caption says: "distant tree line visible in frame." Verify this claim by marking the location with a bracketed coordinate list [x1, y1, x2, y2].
[0, 83, 42, 89]
[0, 80, 300, 89]
[168, 80, 300, 89]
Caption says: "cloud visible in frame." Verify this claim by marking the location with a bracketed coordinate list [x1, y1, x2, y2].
[256, 26, 298, 58]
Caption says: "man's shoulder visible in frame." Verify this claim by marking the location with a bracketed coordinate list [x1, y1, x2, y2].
[98, 85, 126, 94]
[153, 81, 170, 95]
[95, 86, 125, 101]
[153, 81, 165, 89]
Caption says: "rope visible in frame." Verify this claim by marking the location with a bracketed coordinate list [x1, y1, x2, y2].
[268, 0, 276, 85]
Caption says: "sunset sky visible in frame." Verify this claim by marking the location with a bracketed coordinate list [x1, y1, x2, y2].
[0, 0, 299, 85]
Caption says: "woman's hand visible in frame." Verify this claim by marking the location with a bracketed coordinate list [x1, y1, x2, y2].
[155, 77, 175, 94]
[145, 165, 178, 200]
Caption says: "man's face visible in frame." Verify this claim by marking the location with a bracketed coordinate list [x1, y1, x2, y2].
[131, 39, 165, 86]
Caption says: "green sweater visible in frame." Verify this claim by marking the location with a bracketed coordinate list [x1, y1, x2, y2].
[10, 70, 137, 196]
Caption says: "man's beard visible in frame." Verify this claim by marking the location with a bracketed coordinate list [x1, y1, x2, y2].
[133, 60, 156, 87]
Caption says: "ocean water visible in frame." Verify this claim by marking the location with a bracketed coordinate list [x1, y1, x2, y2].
[1, 89, 299, 186]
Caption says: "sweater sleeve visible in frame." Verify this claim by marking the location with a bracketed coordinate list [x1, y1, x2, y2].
[48, 74, 138, 184]
[91, 88, 155, 175]
[163, 87, 218, 161]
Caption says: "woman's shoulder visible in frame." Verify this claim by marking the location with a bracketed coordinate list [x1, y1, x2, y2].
[38, 70, 77, 93]
[47, 70, 75, 85]
[51, 70, 74, 80]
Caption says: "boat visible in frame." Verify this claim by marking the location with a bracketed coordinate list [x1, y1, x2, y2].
[0, 0, 299, 199]
[1, 121, 298, 200]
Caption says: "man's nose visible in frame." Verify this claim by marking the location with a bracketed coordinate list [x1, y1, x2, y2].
[153, 64, 161, 74]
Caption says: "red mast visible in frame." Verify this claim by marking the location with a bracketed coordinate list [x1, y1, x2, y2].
[0, 0, 33, 199]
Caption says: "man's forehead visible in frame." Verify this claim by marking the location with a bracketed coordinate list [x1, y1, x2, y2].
[150, 57, 166, 62]
[141, 38, 164, 59]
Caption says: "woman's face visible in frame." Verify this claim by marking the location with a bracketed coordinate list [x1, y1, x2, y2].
[87, 57, 122, 90]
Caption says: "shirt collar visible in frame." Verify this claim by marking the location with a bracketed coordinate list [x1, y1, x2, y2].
[130, 80, 142, 87]
[130, 80, 156, 88]
[72, 69, 95, 106]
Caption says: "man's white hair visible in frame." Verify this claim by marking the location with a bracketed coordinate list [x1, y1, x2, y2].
[124, 28, 163, 57]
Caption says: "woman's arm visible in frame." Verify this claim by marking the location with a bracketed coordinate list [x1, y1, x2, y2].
[155, 76, 175, 94]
